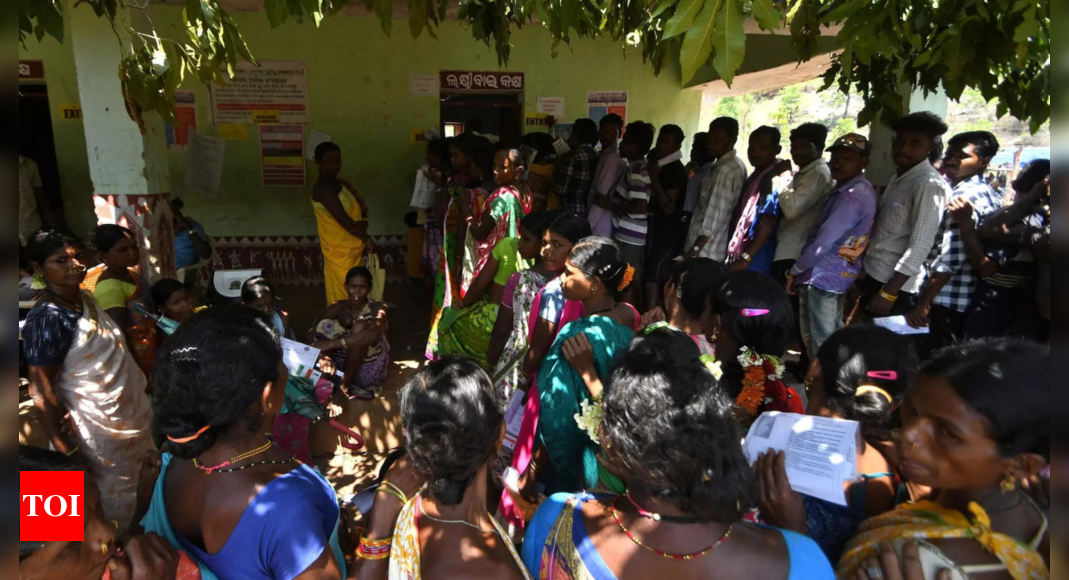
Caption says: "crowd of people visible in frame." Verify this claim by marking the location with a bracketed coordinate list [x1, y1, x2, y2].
[15, 108, 1054, 580]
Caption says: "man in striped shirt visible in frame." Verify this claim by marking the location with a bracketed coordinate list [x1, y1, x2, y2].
[594, 121, 656, 305]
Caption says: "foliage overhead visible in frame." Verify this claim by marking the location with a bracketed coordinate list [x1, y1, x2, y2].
[20, 0, 1049, 133]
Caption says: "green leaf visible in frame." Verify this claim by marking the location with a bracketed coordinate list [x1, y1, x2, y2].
[679, 0, 719, 84]
[664, 0, 705, 38]
[1014, 8, 1039, 42]
[751, 0, 781, 31]
[650, 0, 677, 18]
[409, 0, 427, 38]
[712, 0, 746, 87]
[265, 0, 288, 27]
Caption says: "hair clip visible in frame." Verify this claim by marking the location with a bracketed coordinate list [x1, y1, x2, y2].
[856, 385, 893, 404]
[741, 309, 770, 317]
[867, 371, 898, 381]
[171, 346, 199, 362]
[643, 322, 670, 335]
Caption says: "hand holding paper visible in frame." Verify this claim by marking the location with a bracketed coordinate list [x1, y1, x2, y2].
[744, 412, 859, 507]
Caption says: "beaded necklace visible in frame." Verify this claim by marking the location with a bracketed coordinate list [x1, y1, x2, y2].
[211, 457, 298, 475]
[193, 439, 274, 474]
[610, 496, 733, 561]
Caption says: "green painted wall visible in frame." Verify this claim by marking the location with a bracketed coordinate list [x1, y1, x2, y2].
[20, 7, 703, 238]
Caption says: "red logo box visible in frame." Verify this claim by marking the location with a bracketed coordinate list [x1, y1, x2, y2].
[20, 471, 85, 542]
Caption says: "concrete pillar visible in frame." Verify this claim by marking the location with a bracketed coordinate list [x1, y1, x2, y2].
[866, 85, 948, 188]
[69, 1, 175, 281]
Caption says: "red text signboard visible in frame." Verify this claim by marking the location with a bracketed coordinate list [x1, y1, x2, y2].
[20, 471, 85, 542]
[19, 60, 45, 81]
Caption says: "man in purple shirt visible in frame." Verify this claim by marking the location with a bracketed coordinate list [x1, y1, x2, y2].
[787, 134, 878, 359]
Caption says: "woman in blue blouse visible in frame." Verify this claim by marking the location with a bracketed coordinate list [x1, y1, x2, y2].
[142, 306, 345, 580]
[521, 327, 834, 580]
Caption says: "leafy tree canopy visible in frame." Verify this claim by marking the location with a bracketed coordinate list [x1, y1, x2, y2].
[20, 0, 1049, 133]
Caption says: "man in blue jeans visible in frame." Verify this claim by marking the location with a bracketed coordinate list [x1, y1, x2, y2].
[787, 134, 878, 359]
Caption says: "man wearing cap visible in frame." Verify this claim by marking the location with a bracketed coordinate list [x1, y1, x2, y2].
[786, 134, 878, 359]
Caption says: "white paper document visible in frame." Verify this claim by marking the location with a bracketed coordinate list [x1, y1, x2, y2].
[409, 166, 437, 209]
[658, 150, 683, 167]
[744, 412, 859, 506]
[281, 338, 322, 379]
[502, 391, 526, 451]
[184, 132, 226, 198]
[874, 315, 930, 335]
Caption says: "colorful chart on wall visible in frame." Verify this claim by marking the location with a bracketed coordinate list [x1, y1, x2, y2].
[210, 61, 311, 126]
[260, 126, 306, 187]
[166, 91, 198, 152]
[587, 91, 628, 126]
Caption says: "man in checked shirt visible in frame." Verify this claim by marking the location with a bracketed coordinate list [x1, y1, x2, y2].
[854, 112, 953, 319]
[907, 131, 1002, 356]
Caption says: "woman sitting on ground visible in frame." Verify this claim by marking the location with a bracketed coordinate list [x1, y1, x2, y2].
[838, 339, 1050, 580]
[755, 325, 919, 563]
[522, 328, 835, 580]
[241, 276, 293, 340]
[641, 257, 728, 355]
[310, 266, 389, 401]
[522, 237, 641, 497]
[389, 357, 532, 580]
[22, 230, 156, 532]
[704, 271, 805, 422]
[84, 224, 158, 377]
[17, 445, 183, 580]
[144, 306, 346, 580]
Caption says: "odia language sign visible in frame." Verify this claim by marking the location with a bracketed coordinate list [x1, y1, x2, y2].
[440, 71, 525, 92]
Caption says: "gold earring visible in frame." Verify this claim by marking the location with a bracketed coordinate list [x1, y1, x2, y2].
[1001, 475, 1017, 494]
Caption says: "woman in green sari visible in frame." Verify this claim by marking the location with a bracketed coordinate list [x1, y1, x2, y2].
[522, 237, 642, 496]
[436, 144, 533, 367]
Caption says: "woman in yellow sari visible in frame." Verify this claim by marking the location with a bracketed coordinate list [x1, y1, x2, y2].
[313, 142, 371, 305]
[838, 340, 1050, 580]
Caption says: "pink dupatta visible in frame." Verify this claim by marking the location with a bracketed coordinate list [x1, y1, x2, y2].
[497, 287, 585, 532]
[727, 162, 781, 260]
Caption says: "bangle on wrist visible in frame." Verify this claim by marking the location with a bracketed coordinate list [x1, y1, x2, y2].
[356, 530, 393, 561]
[878, 290, 899, 302]
[66, 447, 80, 457]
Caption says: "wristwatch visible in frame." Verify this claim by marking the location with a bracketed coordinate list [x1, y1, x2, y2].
[741, 252, 753, 263]
[692, 245, 702, 254]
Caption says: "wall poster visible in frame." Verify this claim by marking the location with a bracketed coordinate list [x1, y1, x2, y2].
[587, 91, 628, 125]
[260, 126, 306, 187]
[211, 61, 311, 125]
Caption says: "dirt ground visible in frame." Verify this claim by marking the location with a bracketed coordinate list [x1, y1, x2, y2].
[18, 279, 435, 498]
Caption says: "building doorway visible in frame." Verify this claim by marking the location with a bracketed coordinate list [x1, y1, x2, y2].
[18, 81, 66, 230]
[438, 71, 526, 144]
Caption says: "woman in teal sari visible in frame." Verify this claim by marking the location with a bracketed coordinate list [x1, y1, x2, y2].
[523, 237, 641, 496]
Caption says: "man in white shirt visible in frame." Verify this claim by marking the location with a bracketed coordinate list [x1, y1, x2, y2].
[856, 112, 953, 318]
[685, 117, 748, 262]
[18, 155, 49, 245]
[772, 123, 833, 286]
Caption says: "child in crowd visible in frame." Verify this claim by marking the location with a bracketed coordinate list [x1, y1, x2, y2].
[593, 121, 655, 307]
[787, 133, 878, 359]
[240, 276, 293, 340]
[756, 325, 919, 562]
[404, 211, 426, 282]
[728, 126, 793, 275]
